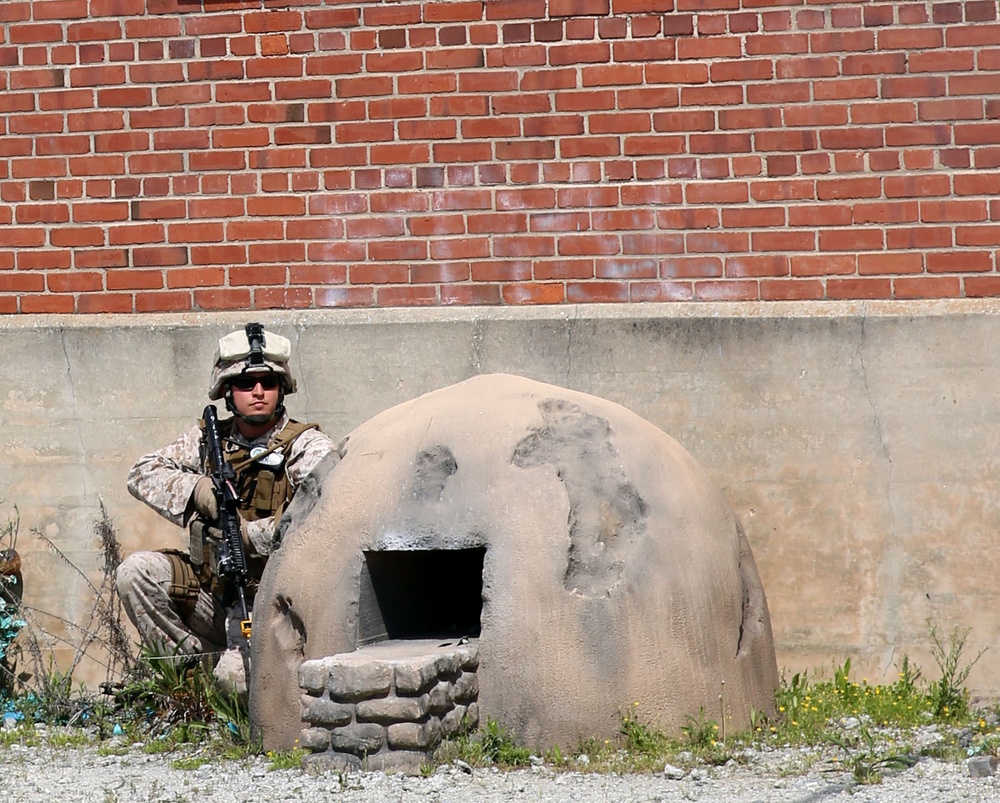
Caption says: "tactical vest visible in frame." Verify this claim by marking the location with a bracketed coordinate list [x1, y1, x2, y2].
[211, 417, 318, 525]
[169, 417, 318, 617]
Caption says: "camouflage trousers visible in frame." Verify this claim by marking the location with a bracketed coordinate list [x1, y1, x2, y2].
[115, 551, 248, 673]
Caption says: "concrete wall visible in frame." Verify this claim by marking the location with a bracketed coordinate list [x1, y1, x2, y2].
[3, 300, 999, 694]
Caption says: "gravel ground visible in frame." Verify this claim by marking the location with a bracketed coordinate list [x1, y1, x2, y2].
[1, 741, 999, 803]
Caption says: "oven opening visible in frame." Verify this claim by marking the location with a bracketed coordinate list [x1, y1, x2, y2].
[358, 548, 485, 645]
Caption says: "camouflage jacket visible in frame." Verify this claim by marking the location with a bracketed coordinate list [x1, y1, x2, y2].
[126, 412, 337, 557]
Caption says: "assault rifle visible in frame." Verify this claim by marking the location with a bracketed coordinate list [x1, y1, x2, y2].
[203, 403, 252, 640]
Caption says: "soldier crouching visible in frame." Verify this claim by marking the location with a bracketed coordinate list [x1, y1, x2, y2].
[116, 323, 336, 693]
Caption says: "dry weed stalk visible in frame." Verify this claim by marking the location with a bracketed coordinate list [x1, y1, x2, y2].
[12, 502, 141, 712]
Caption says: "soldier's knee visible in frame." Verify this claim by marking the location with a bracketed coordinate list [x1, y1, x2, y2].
[115, 551, 169, 598]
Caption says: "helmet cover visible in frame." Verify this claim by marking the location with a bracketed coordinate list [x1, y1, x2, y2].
[208, 325, 296, 400]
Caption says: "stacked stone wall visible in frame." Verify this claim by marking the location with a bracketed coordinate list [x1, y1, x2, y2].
[297, 639, 479, 773]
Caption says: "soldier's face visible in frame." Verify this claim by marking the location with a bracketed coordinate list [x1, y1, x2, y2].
[229, 373, 280, 420]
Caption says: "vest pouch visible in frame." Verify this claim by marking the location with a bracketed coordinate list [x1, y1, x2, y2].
[253, 468, 276, 515]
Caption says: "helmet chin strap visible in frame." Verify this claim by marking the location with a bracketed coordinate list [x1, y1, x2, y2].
[224, 389, 285, 428]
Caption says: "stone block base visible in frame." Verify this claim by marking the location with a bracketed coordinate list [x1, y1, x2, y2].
[299, 638, 479, 773]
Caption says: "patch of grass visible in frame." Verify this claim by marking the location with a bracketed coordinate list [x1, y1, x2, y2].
[825, 719, 917, 784]
[622, 701, 670, 755]
[434, 718, 532, 768]
[170, 754, 212, 771]
[0, 721, 41, 748]
[266, 747, 307, 771]
[430, 621, 992, 784]
[46, 725, 94, 748]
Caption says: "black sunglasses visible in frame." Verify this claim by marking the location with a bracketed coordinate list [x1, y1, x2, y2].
[230, 374, 280, 392]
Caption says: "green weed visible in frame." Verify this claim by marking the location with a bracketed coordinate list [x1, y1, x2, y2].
[680, 706, 718, 750]
[826, 719, 917, 784]
[266, 747, 307, 771]
[927, 620, 986, 720]
[435, 718, 532, 768]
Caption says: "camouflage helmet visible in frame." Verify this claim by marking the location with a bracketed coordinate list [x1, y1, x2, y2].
[208, 323, 297, 401]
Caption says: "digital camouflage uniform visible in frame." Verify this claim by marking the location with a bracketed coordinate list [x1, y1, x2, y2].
[117, 412, 336, 674]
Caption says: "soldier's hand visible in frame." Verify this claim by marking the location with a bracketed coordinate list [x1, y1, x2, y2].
[202, 521, 253, 557]
[192, 476, 218, 521]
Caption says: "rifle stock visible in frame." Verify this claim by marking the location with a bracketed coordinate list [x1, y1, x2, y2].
[203, 404, 252, 639]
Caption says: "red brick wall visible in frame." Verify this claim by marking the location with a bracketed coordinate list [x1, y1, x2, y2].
[1, 0, 998, 314]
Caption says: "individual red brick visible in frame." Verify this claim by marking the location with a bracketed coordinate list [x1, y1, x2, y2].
[441, 284, 501, 305]
[746, 81, 810, 105]
[820, 228, 884, 252]
[726, 254, 789, 278]
[77, 292, 134, 313]
[955, 174, 1000, 196]
[534, 259, 594, 280]
[718, 106, 782, 130]
[745, 31, 807, 56]
[17, 250, 71, 270]
[375, 285, 437, 306]
[826, 278, 891, 299]
[550, 0, 608, 15]
[566, 281, 628, 302]
[597, 17, 628, 39]
[685, 181, 749, 204]
[626, 280, 692, 301]
[194, 288, 252, 310]
[685, 231, 749, 253]
[920, 200, 989, 223]
[941, 149, 972, 169]
[131, 245, 186, 266]
[656, 256, 720, 279]
[14, 202, 69, 224]
[966, 276, 1000, 296]
[751, 178, 817, 202]
[720, 207, 784, 228]
[789, 253, 855, 277]
[228, 264, 288, 287]
[591, 257, 656, 279]
[852, 201, 918, 224]
[881, 76, 948, 99]
[858, 253, 924, 275]
[711, 59, 773, 85]
[947, 22, 1000, 46]
[760, 279, 825, 300]
[311, 286, 373, 307]
[244, 240, 304, 264]
[51, 226, 106, 247]
[105, 269, 162, 290]
[765, 155, 797, 177]
[252, 287, 312, 309]
[957, 226, 1000, 247]
[693, 279, 758, 301]
[892, 276, 961, 299]
[555, 89, 615, 114]
[927, 251, 993, 273]
[967, 1, 998, 20]
[884, 174, 950, 198]
[816, 177, 882, 200]
[502, 282, 565, 304]
[306, 241, 365, 264]
[21, 294, 75, 313]
[47, 270, 103, 292]
[287, 264, 347, 285]
[887, 226, 953, 249]
[404, 261, 468, 284]
[0, 272, 45, 292]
